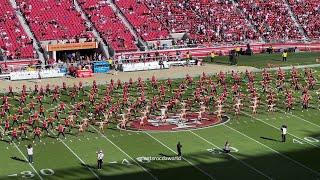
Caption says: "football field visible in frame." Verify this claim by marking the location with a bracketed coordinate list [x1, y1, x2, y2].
[1, 61, 320, 179]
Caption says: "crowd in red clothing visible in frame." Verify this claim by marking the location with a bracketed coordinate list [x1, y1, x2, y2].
[147, 0, 260, 44]
[1, 67, 319, 143]
[236, 0, 303, 41]
[115, 0, 169, 41]
[78, 0, 137, 52]
[288, 0, 320, 40]
[0, 0, 319, 60]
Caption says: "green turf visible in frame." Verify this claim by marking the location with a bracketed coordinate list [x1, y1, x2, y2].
[203, 52, 320, 68]
[1, 66, 320, 180]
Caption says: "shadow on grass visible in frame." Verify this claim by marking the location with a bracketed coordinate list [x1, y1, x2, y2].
[0, 139, 11, 143]
[260, 136, 281, 142]
[10, 156, 27, 163]
[3, 138, 320, 180]
[270, 59, 282, 62]
[81, 162, 97, 170]
[158, 153, 176, 158]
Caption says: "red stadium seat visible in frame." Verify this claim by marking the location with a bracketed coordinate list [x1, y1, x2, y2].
[78, 0, 137, 52]
[0, 0, 33, 59]
[16, 0, 88, 41]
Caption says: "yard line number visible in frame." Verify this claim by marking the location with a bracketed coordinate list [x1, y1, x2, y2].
[19, 169, 54, 178]
[293, 136, 320, 144]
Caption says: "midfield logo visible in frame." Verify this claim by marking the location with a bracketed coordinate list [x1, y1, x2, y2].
[147, 114, 207, 130]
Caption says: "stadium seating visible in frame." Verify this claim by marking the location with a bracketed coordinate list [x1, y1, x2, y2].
[146, 0, 260, 44]
[287, 0, 320, 39]
[115, 0, 169, 41]
[0, 0, 33, 59]
[236, 0, 303, 41]
[78, 0, 137, 52]
[0, 0, 319, 61]
[16, 0, 90, 41]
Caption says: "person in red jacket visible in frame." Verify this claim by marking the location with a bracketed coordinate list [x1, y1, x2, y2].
[12, 114, 19, 126]
[57, 124, 66, 139]
[10, 128, 19, 144]
[33, 127, 42, 142]
[19, 123, 28, 139]
[41, 120, 49, 135]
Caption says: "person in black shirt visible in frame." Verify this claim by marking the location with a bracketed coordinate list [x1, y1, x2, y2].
[223, 141, 231, 153]
[177, 142, 182, 157]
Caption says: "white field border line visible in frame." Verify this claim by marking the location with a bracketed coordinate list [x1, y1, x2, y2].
[48, 129, 100, 180]
[145, 132, 215, 180]
[189, 130, 272, 180]
[242, 111, 320, 148]
[89, 125, 158, 180]
[224, 124, 320, 177]
[0, 126, 44, 180]
[259, 102, 320, 129]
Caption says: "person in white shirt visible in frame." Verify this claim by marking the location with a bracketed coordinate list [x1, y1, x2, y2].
[27, 144, 33, 163]
[97, 150, 104, 170]
[281, 125, 287, 142]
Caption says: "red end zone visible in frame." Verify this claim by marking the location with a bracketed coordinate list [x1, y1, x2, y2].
[120, 113, 229, 132]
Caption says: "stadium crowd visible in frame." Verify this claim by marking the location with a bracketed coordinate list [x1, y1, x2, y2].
[0, 0, 318, 60]
[288, 0, 320, 39]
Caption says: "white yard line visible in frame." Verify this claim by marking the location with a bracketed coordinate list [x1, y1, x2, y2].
[281, 110, 320, 128]
[47, 126, 100, 179]
[90, 125, 158, 180]
[58, 138, 100, 180]
[189, 130, 272, 179]
[65, 103, 157, 180]
[242, 111, 320, 148]
[42, 107, 100, 180]
[224, 124, 320, 177]
[260, 102, 320, 129]
[0, 126, 43, 180]
[145, 132, 215, 180]
[51, 105, 155, 179]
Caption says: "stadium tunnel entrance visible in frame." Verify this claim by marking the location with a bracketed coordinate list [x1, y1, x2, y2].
[45, 41, 104, 63]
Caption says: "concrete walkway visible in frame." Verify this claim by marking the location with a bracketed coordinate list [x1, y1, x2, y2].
[1, 63, 319, 93]
[0, 64, 257, 92]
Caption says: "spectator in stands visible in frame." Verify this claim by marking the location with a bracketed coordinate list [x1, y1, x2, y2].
[68, 64, 76, 76]
[159, 57, 164, 69]
[267, 45, 273, 54]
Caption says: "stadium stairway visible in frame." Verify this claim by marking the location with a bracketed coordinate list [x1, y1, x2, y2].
[73, 0, 110, 58]
[108, 0, 148, 51]
[10, 0, 45, 63]
[282, 0, 309, 41]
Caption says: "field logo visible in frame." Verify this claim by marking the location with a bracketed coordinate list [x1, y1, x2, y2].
[120, 113, 229, 132]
